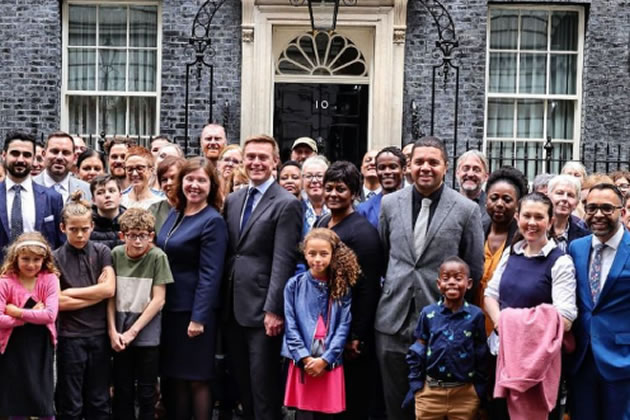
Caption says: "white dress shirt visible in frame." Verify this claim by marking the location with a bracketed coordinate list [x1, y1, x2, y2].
[485, 238, 578, 322]
[239, 176, 275, 227]
[362, 185, 381, 200]
[5, 177, 36, 233]
[41, 171, 71, 202]
[590, 224, 625, 291]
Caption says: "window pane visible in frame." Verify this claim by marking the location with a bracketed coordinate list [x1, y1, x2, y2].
[68, 49, 96, 90]
[517, 99, 544, 139]
[99, 50, 126, 91]
[489, 53, 517, 93]
[487, 99, 514, 138]
[520, 10, 548, 50]
[519, 53, 546, 94]
[99, 96, 126, 135]
[69, 5, 96, 46]
[548, 100, 575, 140]
[129, 97, 156, 136]
[129, 50, 156, 91]
[130, 6, 157, 48]
[550, 54, 577, 95]
[490, 9, 518, 49]
[99, 6, 127, 47]
[68, 96, 96, 135]
[551, 11, 579, 51]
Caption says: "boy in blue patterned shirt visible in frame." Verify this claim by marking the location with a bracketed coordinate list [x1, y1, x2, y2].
[405, 256, 488, 419]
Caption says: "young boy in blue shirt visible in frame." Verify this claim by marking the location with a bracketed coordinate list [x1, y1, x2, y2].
[405, 256, 488, 420]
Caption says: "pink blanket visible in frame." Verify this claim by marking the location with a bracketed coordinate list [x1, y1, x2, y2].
[494, 304, 563, 420]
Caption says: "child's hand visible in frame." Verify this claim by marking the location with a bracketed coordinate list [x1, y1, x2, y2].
[110, 332, 126, 352]
[121, 329, 138, 346]
[5, 304, 22, 318]
[305, 357, 328, 377]
[33, 301, 45, 310]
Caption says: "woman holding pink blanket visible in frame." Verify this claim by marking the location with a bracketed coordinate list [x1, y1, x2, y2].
[484, 192, 577, 419]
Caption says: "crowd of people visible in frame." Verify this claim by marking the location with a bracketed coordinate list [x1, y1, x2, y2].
[0, 124, 629, 420]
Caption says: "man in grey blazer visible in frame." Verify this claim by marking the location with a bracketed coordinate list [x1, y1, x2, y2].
[376, 136, 484, 419]
[33, 131, 92, 202]
[223, 135, 302, 420]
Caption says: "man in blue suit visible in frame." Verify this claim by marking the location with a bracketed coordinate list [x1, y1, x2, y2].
[568, 183, 630, 419]
[0, 131, 64, 258]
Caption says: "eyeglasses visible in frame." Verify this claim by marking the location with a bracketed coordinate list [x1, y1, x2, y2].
[303, 174, 324, 182]
[125, 165, 149, 174]
[584, 204, 622, 215]
[617, 183, 630, 190]
[125, 233, 151, 241]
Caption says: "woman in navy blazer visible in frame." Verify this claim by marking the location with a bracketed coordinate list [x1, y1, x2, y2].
[156, 157, 227, 420]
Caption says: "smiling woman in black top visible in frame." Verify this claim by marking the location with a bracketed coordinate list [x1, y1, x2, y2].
[316, 160, 384, 419]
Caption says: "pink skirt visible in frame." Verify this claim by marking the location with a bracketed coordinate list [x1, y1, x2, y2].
[284, 362, 345, 414]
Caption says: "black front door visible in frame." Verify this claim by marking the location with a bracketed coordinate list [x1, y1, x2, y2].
[273, 83, 369, 166]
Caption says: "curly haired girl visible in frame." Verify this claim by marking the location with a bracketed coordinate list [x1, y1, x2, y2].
[0, 232, 59, 419]
[282, 228, 360, 419]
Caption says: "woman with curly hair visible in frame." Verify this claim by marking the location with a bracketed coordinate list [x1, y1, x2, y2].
[0, 232, 60, 419]
[283, 228, 360, 419]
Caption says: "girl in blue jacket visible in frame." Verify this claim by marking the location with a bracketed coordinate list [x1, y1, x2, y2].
[283, 228, 360, 419]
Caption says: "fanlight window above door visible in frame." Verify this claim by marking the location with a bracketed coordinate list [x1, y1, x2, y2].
[276, 31, 368, 77]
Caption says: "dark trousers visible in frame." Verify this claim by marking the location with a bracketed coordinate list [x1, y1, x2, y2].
[227, 318, 282, 420]
[570, 348, 630, 420]
[338, 343, 380, 420]
[55, 334, 111, 420]
[113, 346, 159, 420]
[295, 410, 335, 420]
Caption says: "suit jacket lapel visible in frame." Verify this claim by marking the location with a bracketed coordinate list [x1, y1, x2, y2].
[238, 183, 276, 245]
[597, 230, 630, 306]
[33, 184, 46, 231]
[574, 238, 594, 310]
[229, 188, 248, 245]
[0, 183, 8, 237]
[397, 188, 416, 260]
[418, 186, 455, 261]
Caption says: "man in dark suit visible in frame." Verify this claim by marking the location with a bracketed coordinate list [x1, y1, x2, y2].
[376, 136, 484, 419]
[0, 131, 64, 257]
[568, 183, 630, 419]
[223, 134, 302, 420]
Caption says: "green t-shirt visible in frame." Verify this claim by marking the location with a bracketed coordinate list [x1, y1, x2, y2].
[112, 245, 174, 346]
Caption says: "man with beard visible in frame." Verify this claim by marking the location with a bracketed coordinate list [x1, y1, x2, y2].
[0, 131, 64, 257]
[33, 132, 92, 202]
[200, 123, 227, 164]
[106, 137, 131, 191]
[456, 150, 490, 223]
[568, 183, 630, 420]
[358, 149, 381, 202]
[357, 146, 406, 228]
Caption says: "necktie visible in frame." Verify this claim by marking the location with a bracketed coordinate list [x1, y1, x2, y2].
[240, 188, 258, 233]
[10, 185, 24, 242]
[589, 243, 606, 303]
[414, 198, 432, 257]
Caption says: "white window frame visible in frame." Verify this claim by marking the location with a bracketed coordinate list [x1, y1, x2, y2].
[60, 0, 162, 142]
[483, 4, 585, 167]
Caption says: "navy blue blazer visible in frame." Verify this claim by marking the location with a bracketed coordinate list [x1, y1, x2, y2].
[0, 180, 64, 258]
[356, 192, 383, 229]
[568, 230, 630, 381]
[157, 205, 227, 325]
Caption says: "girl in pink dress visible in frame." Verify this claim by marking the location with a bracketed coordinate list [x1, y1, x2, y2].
[283, 228, 360, 419]
[0, 232, 60, 419]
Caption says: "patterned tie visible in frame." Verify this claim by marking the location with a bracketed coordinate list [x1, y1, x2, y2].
[414, 198, 432, 257]
[240, 188, 258, 234]
[589, 243, 606, 303]
[10, 184, 24, 242]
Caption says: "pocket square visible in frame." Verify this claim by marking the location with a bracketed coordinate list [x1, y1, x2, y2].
[44, 215, 54, 222]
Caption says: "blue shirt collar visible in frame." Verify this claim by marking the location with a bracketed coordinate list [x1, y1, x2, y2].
[437, 299, 471, 315]
[248, 176, 275, 196]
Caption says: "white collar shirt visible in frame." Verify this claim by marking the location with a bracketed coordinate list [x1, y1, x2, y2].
[590, 224, 625, 290]
[42, 171, 71, 202]
[5, 176, 36, 233]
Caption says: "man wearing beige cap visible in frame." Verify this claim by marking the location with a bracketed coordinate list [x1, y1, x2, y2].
[290, 137, 317, 164]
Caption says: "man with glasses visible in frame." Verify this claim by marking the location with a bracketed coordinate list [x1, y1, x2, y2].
[34, 131, 92, 201]
[455, 150, 490, 223]
[568, 183, 630, 419]
[0, 131, 64, 257]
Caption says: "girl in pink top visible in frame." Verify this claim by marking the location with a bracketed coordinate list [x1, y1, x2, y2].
[0, 232, 60, 419]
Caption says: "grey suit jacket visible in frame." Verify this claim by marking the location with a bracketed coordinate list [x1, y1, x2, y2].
[33, 172, 92, 202]
[223, 181, 303, 328]
[375, 184, 484, 335]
